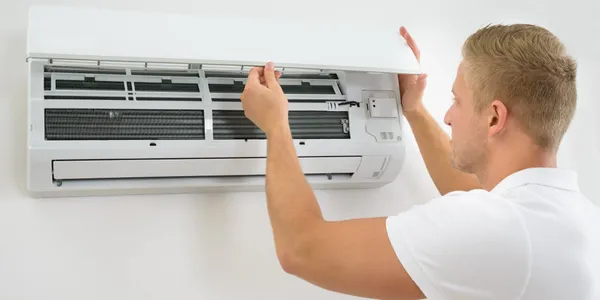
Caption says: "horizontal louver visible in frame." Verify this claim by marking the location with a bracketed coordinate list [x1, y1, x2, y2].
[45, 109, 204, 140]
[213, 110, 349, 140]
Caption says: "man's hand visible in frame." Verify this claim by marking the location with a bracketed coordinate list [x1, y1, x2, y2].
[240, 62, 286, 136]
[398, 26, 428, 114]
[398, 27, 482, 194]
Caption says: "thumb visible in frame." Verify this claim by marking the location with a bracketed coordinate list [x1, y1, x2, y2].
[416, 73, 428, 90]
[247, 67, 262, 86]
[263, 62, 282, 91]
[412, 73, 428, 98]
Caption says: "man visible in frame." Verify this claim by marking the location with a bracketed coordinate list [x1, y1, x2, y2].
[239, 24, 600, 300]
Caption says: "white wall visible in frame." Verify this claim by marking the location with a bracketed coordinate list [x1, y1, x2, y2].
[0, 0, 597, 299]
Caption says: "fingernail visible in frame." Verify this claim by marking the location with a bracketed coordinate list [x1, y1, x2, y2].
[266, 62, 274, 69]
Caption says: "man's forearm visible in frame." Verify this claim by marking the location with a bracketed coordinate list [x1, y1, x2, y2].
[404, 105, 481, 195]
[265, 125, 324, 258]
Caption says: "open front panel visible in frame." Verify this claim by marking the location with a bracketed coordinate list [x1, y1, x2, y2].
[28, 6, 422, 74]
[52, 157, 361, 180]
[213, 110, 349, 140]
[45, 109, 205, 140]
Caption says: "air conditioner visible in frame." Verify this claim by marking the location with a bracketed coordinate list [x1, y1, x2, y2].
[26, 5, 421, 198]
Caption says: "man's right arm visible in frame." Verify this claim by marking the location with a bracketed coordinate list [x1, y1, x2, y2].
[404, 104, 481, 195]
[398, 27, 481, 195]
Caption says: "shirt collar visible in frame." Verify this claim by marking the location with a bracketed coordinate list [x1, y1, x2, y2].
[491, 167, 580, 194]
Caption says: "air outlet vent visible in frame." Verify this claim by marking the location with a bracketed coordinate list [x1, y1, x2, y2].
[213, 110, 350, 140]
[45, 109, 205, 140]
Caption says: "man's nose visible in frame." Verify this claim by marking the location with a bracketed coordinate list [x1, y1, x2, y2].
[443, 110, 452, 126]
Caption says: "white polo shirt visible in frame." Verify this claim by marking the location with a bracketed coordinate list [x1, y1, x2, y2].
[386, 167, 600, 300]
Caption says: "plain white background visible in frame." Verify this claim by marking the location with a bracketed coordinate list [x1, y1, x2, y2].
[0, 0, 598, 299]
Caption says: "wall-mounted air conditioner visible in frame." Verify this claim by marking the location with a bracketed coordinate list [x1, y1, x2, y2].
[26, 5, 421, 197]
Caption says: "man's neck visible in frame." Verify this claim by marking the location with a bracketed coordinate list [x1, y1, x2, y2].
[477, 142, 557, 191]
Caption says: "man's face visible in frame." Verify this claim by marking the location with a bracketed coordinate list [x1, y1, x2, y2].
[444, 62, 489, 174]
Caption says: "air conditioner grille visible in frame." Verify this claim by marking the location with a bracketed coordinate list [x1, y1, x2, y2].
[44, 109, 205, 140]
[213, 110, 349, 140]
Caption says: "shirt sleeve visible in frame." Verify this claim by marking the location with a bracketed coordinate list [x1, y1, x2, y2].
[386, 190, 531, 300]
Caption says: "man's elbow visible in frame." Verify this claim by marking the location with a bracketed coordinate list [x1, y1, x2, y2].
[276, 233, 316, 275]
[277, 249, 303, 275]
[276, 219, 325, 275]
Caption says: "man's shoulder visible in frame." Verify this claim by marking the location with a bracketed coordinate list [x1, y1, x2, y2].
[387, 187, 530, 256]
[413, 188, 521, 221]
[385, 189, 532, 300]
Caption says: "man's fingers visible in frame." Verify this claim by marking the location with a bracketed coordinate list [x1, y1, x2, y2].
[247, 67, 263, 86]
[263, 62, 282, 91]
[399, 26, 421, 63]
[247, 65, 282, 88]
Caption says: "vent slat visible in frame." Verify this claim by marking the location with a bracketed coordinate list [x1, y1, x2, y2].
[45, 109, 205, 140]
[212, 110, 349, 140]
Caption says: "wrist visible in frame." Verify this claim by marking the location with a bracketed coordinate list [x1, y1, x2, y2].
[403, 103, 427, 122]
[265, 122, 292, 139]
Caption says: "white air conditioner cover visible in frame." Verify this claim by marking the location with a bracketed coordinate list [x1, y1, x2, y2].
[26, 5, 421, 198]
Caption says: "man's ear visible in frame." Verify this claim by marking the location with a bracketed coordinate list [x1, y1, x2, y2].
[489, 100, 508, 137]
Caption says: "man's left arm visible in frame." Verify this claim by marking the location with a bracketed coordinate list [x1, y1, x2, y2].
[240, 62, 424, 300]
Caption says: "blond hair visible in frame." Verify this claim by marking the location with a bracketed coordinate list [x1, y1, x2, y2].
[461, 24, 577, 150]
